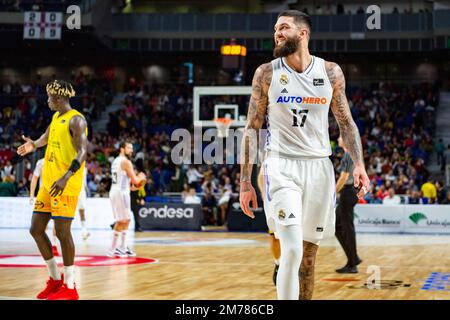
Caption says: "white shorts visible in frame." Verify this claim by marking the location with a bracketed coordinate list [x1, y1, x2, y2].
[109, 189, 131, 221]
[77, 190, 87, 210]
[262, 156, 336, 245]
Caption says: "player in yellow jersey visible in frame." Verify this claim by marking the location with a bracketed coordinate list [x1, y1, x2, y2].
[17, 80, 88, 300]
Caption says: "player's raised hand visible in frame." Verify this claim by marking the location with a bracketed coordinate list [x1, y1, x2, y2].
[17, 135, 36, 156]
[353, 165, 370, 198]
[240, 181, 258, 219]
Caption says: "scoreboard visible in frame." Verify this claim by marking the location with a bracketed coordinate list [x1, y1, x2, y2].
[23, 11, 63, 40]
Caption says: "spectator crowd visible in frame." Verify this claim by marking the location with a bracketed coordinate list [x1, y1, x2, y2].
[0, 75, 449, 228]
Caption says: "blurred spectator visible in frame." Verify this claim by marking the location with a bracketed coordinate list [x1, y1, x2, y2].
[170, 166, 185, 192]
[184, 185, 201, 204]
[442, 144, 450, 172]
[435, 138, 445, 167]
[1, 160, 14, 180]
[17, 177, 29, 196]
[0, 175, 17, 196]
[186, 165, 203, 191]
[217, 183, 232, 226]
[201, 183, 217, 226]
[407, 190, 423, 204]
[181, 183, 190, 202]
[442, 191, 450, 204]
[435, 180, 447, 204]
[363, 188, 382, 204]
[382, 187, 401, 205]
[421, 178, 437, 204]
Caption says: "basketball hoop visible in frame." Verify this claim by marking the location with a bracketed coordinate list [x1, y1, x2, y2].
[214, 117, 233, 138]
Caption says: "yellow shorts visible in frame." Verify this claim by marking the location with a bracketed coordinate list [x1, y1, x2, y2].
[33, 187, 79, 220]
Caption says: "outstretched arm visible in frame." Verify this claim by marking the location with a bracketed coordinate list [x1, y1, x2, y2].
[50, 115, 88, 197]
[17, 126, 50, 156]
[239, 62, 272, 217]
[326, 61, 369, 195]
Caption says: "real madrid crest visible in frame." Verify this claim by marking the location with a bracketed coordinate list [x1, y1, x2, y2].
[280, 74, 289, 85]
[278, 209, 286, 220]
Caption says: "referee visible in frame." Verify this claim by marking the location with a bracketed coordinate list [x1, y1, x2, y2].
[335, 136, 362, 273]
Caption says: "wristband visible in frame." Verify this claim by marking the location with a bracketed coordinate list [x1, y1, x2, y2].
[68, 159, 81, 173]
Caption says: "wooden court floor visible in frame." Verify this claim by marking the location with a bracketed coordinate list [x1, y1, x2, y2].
[0, 229, 449, 300]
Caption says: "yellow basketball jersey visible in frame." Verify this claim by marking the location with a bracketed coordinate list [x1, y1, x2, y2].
[42, 109, 87, 196]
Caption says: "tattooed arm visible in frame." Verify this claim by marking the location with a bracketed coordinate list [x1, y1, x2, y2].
[326, 61, 370, 196]
[239, 63, 272, 218]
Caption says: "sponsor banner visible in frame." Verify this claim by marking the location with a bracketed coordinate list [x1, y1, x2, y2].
[0, 197, 133, 230]
[354, 205, 403, 233]
[404, 205, 450, 233]
[138, 203, 202, 231]
[354, 204, 450, 234]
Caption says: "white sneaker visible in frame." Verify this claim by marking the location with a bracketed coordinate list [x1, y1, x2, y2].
[107, 248, 127, 258]
[82, 230, 90, 240]
[123, 247, 137, 257]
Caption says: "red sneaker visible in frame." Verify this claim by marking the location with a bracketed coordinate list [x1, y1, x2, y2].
[47, 284, 79, 300]
[36, 275, 64, 299]
[52, 245, 59, 256]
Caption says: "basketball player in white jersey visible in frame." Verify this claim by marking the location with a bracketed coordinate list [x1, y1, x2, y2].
[77, 167, 90, 240]
[107, 141, 146, 258]
[240, 10, 370, 300]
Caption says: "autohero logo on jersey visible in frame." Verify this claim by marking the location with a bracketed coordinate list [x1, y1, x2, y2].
[276, 95, 328, 105]
[139, 206, 194, 219]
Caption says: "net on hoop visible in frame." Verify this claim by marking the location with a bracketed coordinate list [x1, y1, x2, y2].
[214, 117, 233, 138]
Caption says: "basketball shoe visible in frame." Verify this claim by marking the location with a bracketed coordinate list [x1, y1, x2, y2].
[107, 248, 127, 258]
[36, 274, 64, 299]
[123, 247, 137, 257]
[47, 284, 79, 300]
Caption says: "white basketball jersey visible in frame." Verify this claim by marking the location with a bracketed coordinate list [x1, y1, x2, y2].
[265, 56, 333, 158]
[110, 155, 130, 192]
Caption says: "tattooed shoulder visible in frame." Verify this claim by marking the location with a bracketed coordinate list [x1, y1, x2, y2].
[246, 63, 273, 129]
[325, 61, 345, 91]
[253, 62, 273, 89]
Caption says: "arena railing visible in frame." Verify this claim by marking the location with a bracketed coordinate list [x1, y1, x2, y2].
[112, 11, 442, 33]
